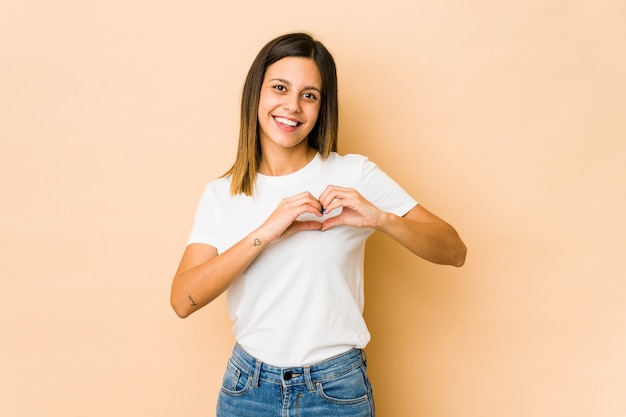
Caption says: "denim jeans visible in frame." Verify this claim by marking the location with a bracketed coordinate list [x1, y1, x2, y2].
[216, 344, 375, 417]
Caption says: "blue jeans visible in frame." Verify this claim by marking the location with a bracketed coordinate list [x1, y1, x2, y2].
[216, 344, 375, 417]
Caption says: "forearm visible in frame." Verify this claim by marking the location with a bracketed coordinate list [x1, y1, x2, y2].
[171, 191, 326, 318]
[170, 229, 271, 318]
[376, 211, 467, 267]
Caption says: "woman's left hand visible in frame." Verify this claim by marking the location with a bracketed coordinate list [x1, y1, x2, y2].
[318, 185, 467, 266]
[318, 185, 386, 231]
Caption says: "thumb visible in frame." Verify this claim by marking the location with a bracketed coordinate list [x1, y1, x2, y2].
[284, 220, 322, 237]
[320, 215, 343, 231]
[296, 220, 323, 232]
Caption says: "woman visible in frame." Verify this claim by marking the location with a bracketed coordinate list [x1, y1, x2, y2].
[171, 32, 466, 417]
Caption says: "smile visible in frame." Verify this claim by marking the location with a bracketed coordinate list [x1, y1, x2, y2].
[274, 116, 301, 128]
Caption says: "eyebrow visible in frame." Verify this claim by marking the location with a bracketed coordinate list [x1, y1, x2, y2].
[269, 78, 322, 93]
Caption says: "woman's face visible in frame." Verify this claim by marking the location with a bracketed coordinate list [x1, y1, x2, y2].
[257, 57, 322, 153]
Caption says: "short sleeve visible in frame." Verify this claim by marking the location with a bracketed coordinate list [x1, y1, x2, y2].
[186, 183, 218, 247]
[358, 157, 418, 217]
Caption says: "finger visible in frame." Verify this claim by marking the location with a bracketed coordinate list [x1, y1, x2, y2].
[323, 194, 353, 214]
[319, 186, 355, 210]
[318, 185, 344, 204]
[298, 196, 323, 216]
[320, 214, 343, 231]
[300, 203, 323, 218]
[299, 192, 323, 209]
[318, 185, 334, 203]
[285, 192, 314, 208]
[294, 220, 323, 232]
[319, 191, 340, 213]
[283, 220, 322, 238]
[284, 193, 323, 217]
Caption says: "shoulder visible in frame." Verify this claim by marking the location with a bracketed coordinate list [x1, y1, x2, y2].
[317, 152, 382, 187]
[323, 152, 371, 168]
[324, 152, 383, 177]
[198, 175, 233, 201]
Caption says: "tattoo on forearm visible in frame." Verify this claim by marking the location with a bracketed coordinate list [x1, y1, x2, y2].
[253, 238, 262, 247]
[188, 295, 197, 307]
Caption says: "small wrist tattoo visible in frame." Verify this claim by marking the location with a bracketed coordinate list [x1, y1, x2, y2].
[188, 295, 197, 307]
[253, 238, 262, 247]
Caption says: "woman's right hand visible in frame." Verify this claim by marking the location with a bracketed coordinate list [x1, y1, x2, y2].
[259, 191, 324, 242]
[171, 192, 324, 318]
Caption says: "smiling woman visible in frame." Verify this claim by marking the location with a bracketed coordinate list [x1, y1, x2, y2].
[256, 57, 322, 175]
[170, 32, 466, 417]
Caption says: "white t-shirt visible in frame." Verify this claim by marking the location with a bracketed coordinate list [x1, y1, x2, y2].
[187, 152, 417, 366]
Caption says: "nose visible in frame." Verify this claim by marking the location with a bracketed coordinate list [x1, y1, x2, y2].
[283, 94, 301, 113]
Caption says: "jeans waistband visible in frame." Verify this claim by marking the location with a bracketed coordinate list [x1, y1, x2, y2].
[229, 344, 367, 390]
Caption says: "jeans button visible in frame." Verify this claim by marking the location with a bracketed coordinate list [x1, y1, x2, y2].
[284, 371, 293, 381]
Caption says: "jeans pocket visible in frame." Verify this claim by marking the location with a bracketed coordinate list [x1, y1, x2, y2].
[220, 360, 251, 396]
[316, 365, 371, 405]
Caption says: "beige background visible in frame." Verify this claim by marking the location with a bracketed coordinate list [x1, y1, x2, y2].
[2, 0, 625, 416]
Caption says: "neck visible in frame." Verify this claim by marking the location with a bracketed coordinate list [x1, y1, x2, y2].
[258, 145, 315, 176]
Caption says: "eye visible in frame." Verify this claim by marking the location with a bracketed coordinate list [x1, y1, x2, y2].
[272, 84, 287, 93]
[302, 92, 318, 101]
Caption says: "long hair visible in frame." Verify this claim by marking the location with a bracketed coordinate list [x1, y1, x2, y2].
[225, 33, 339, 196]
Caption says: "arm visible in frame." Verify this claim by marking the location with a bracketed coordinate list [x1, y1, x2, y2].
[170, 236, 265, 319]
[377, 204, 466, 267]
[319, 186, 466, 267]
[170, 191, 324, 318]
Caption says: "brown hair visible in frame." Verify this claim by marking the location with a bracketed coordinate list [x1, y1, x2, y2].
[225, 32, 339, 195]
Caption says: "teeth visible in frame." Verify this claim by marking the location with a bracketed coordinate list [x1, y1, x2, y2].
[275, 117, 299, 127]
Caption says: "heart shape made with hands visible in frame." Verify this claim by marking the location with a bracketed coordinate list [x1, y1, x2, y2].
[296, 206, 342, 223]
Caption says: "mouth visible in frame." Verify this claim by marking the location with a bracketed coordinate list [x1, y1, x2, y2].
[273, 116, 302, 128]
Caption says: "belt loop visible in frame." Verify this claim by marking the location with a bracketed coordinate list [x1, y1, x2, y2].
[361, 349, 367, 366]
[251, 360, 262, 389]
[303, 366, 315, 392]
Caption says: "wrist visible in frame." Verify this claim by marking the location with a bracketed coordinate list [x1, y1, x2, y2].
[373, 210, 393, 231]
[250, 225, 276, 248]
